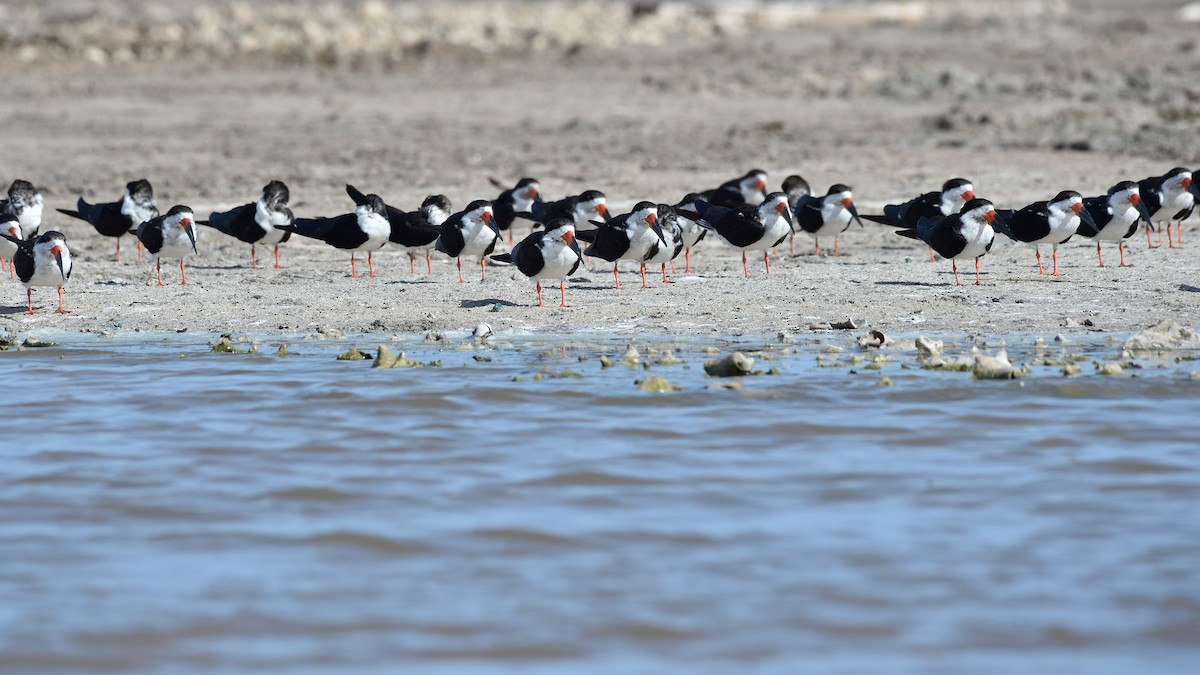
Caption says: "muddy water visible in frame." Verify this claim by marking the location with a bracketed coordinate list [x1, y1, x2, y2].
[2, 332, 1198, 673]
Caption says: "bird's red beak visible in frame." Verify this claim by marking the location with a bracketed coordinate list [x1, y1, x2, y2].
[1183, 176, 1193, 190]
[595, 204, 608, 215]
[645, 212, 658, 225]
[776, 201, 789, 215]
[1129, 194, 1141, 204]
[755, 179, 766, 191]
[984, 209, 996, 224]
[841, 197, 853, 207]
[528, 187, 539, 199]
[51, 244, 63, 256]
[561, 230, 575, 246]
[482, 211, 493, 224]
[181, 218, 193, 229]
[1072, 202, 1083, 215]
[962, 190, 975, 201]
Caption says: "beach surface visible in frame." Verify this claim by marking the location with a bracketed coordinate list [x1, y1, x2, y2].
[2, 0, 1199, 340]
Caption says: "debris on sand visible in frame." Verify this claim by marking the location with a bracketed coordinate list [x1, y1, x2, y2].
[338, 347, 372, 361]
[637, 376, 680, 393]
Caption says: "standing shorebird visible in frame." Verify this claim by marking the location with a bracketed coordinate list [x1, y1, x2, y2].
[895, 199, 997, 286]
[199, 180, 294, 269]
[435, 200, 501, 284]
[3, 230, 72, 314]
[688, 192, 792, 277]
[137, 205, 198, 286]
[992, 190, 1097, 276]
[1, 179, 45, 239]
[491, 218, 582, 307]
[1077, 181, 1153, 268]
[57, 179, 158, 262]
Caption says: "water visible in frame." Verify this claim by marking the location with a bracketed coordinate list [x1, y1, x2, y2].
[2, 331, 1199, 674]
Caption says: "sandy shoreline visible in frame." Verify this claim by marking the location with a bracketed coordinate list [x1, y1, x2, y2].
[2, 0, 1198, 341]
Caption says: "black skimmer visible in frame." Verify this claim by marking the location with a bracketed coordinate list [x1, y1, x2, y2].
[673, 193, 707, 273]
[137, 205, 197, 286]
[1, 214, 24, 280]
[689, 191, 792, 277]
[2, 230, 72, 314]
[278, 191, 391, 278]
[1, 179, 44, 239]
[862, 178, 975, 261]
[490, 177, 541, 245]
[644, 204, 685, 283]
[524, 189, 612, 230]
[57, 179, 158, 262]
[434, 200, 500, 283]
[199, 180, 294, 269]
[491, 218, 582, 307]
[992, 190, 1098, 276]
[1137, 167, 1192, 248]
[701, 169, 769, 207]
[1077, 181, 1153, 268]
[895, 199, 997, 285]
[372, 191, 451, 276]
[790, 183, 865, 257]
[578, 201, 666, 289]
[781, 175, 811, 255]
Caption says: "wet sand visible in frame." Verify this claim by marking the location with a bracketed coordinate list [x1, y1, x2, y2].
[2, 0, 1199, 340]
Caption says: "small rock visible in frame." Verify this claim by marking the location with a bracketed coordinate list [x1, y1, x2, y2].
[776, 331, 795, 344]
[472, 355, 493, 363]
[622, 344, 641, 366]
[637, 376, 680, 392]
[473, 323, 494, 339]
[877, 377, 895, 387]
[704, 351, 755, 377]
[338, 347, 372, 361]
[600, 355, 614, 368]
[1054, 334, 1069, 344]
[1096, 362, 1124, 376]
[1061, 363, 1082, 377]
[915, 335, 942, 357]
[276, 344, 289, 357]
[973, 348, 1028, 380]
[858, 329, 887, 349]
[1123, 319, 1200, 351]
[424, 330, 447, 342]
[830, 318, 858, 330]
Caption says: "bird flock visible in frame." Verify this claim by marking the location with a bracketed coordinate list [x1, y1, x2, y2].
[1, 165, 1195, 313]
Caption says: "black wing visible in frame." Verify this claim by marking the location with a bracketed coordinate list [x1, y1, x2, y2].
[136, 218, 165, 255]
[201, 203, 259, 242]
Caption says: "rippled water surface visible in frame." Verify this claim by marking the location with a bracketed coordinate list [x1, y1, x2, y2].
[3, 331, 1199, 674]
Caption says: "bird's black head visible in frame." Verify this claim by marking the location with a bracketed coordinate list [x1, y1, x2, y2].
[165, 205, 193, 218]
[127, 179, 154, 201]
[514, 177, 539, 189]
[7, 179, 37, 198]
[1107, 181, 1138, 196]
[781, 175, 810, 194]
[362, 194, 386, 215]
[1050, 190, 1082, 204]
[826, 184, 852, 196]
[262, 180, 290, 204]
[464, 199, 492, 213]
[422, 195, 452, 212]
[961, 198, 994, 213]
[1164, 167, 1190, 179]
[942, 178, 972, 192]
[631, 200, 657, 212]
[578, 189, 606, 202]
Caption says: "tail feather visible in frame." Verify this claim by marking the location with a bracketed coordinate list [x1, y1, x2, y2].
[56, 208, 85, 221]
[489, 252, 514, 265]
[895, 228, 922, 241]
[574, 229, 599, 243]
[861, 213, 900, 226]
[345, 184, 369, 207]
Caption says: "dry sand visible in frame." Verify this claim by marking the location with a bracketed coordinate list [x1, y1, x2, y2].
[2, 0, 1199, 341]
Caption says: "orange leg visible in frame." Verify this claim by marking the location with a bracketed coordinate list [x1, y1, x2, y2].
[974, 257, 981, 285]
[789, 236, 795, 256]
[1035, 247, 1045, 275]
[1146, 225, 1155, 249]
[180, 258, 188, 285]
[669, 259, 676, 275]
[274, 245, 282, 269]
[951, 259, 961, 286]
[425, 252, 432, 275]
[350, 255, 358, 279]
[137, 240, 144, 261]
[156, 258, 164, 286]
[559, 280, 568, 307]
[1118, 242, 1128, 268]
[457, 258, 465, 284]
[368, 252, 376, 278]
[661, 263, 674, 284]
[763, 250, 771, 275]
[56, 287, 67, 314]
[115, 238, 121, 263]
[1096, 242, 1104, 267]
[1177, 221, 1184, 244]
[251, 244, 259, 269]
[24, 288, 34, 314]
[928, 246, 936, 262]
[741, 252, 749, 278]
[612, 263, 621, 291]
[409, 253, 416, 275]
[814, 239, 820, 257]
[684, 248, 692, 273]
[536, 280, 544, 307]
[1051, 246, 1061, 276]
[1167, 222, 1175, 248]
[640, 263, 649, 289]
[834, 239, 840, 257]
[508, 231, 514, 247]
[479, 257, 486, 282]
